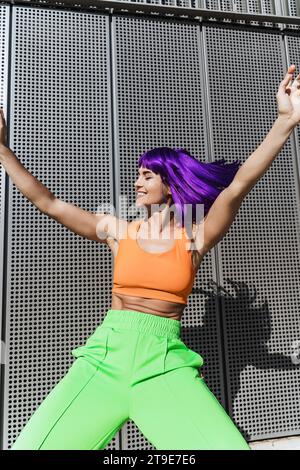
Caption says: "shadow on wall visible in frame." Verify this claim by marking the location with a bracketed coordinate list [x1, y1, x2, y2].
[180, 278, 300, 442]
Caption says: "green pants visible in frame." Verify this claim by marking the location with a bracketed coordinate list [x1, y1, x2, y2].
[11, 309, 251, 450]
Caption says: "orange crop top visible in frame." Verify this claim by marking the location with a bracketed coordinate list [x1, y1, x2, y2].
[112, 219, 196, 305]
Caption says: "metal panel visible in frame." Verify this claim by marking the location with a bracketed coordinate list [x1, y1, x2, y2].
[1, 1, 299, 30]
[112, 13, 224, 449]
[119, 0, 277, 16]
[0, 1, 10, 450]
[282, 0, 300, 29]
[117, 0, 278, 14]
[284, 0, 300, 17]
[204, 23, 300, 440]
[115, 0, 286, 28]
[2, 6, 116, 450]
[1, 1, 300, 451]
[205, 0, 278, 27]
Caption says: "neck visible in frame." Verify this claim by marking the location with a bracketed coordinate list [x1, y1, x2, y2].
[140, 206, 180, 238]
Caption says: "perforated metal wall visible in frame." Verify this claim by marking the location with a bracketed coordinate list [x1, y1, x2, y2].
[111, 13, 224, 449]
[118, 0, 277, 13]
[118, 0, 299, 29]
[282, 0, 300, 18]
[284, 0, 300, 29]
[204, 23, 300, 441]
[1, 6, 116, 449]
[118, 0, 278, 15]
[1, 2, 300, 451]
[0, 2, 9, 447]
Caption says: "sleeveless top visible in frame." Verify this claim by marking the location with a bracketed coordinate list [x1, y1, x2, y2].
[112, 219, 196, 305]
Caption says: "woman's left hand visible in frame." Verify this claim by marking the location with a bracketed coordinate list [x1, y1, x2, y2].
[277, 64, 300, 126]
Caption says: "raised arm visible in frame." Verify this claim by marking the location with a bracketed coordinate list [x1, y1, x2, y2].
[0, 112, 118, 243]
[196, 65, 300, 256]
[0, 142, 56, 214]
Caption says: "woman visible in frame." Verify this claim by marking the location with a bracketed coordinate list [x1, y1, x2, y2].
[2, 65, 300, 450]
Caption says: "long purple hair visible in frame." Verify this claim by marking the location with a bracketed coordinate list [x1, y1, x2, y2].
[138, 147, 241, 227]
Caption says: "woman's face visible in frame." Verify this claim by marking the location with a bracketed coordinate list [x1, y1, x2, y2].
[134, 166, 171, 208]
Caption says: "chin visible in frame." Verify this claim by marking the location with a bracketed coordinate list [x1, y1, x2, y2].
[135, 200, 145, 207]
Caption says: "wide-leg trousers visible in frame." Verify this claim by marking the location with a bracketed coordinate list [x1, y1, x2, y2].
[11, 309, 251, 450]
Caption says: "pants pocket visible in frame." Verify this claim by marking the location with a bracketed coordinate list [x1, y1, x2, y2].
[71, 325, 111, 368]
[163, 337, 204, 375]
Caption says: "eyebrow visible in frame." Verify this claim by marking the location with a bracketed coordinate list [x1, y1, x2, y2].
[138, 170, 153, 175]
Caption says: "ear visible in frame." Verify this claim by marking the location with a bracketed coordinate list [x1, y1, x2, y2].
[165, 184, 172, 195]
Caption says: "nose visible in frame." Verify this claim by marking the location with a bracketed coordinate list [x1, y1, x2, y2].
[134, 178, 142, 190]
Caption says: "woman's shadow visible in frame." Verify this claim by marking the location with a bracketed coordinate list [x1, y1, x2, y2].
[181, 278, 300, 441]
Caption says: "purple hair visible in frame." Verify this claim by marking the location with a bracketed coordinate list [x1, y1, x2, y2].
[138, 147, 241, 227]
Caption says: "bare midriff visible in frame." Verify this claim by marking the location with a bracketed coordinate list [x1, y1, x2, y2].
[110, 292, 186, 321]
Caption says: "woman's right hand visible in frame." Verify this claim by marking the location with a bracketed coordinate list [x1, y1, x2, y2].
[0, 107, 8, 148]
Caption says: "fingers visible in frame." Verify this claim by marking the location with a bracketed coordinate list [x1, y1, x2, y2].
[279, 74, 293, 93]
[0, 108, 6, 123]
[283, 68, 294, 85]
[278, 65, 297, 96]
[291, 71, 300, 91]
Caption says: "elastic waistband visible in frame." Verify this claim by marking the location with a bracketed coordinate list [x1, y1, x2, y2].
[102, 309, 181, 339]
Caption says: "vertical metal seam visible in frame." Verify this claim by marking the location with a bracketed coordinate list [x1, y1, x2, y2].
[0, 4, 12, 451]
[281, 32, 300, 309]
[107, 11, 117, 228]
[107, 9, 121, 450]
[200, 22, 229, 412]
